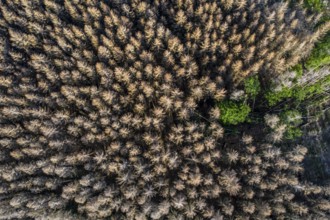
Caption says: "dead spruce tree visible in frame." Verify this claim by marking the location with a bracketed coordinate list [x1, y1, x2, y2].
[0, 0, 329, 219]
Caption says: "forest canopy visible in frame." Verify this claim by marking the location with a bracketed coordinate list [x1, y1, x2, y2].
[0, 0, 330, 219]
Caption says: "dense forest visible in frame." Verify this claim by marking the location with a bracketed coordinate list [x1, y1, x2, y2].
[0, 0, 329, 219]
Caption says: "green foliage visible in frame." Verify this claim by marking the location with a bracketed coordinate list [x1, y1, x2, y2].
[280, 110, 303, 125]
[291, 64, 303, 78]
[303, 0, 326, 12]
[219, 100, 251, 125]
[305, 33, 330, 69]
[293, 82, 325, 101]
[280, 110, 303, 140]
[244, 75, 261, 98]
[265, 74, 330, 106]
[265, 87, 293, 106]
[284, 126, 303, 139]
[302, 0, 330, 69]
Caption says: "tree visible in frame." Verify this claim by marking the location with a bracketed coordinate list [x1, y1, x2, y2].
[219, 101, 251, 125]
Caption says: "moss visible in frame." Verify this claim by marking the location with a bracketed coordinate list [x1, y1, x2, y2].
[219, 100, 251, 125]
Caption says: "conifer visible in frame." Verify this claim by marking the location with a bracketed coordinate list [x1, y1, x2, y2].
[0, 0, 329, 219]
